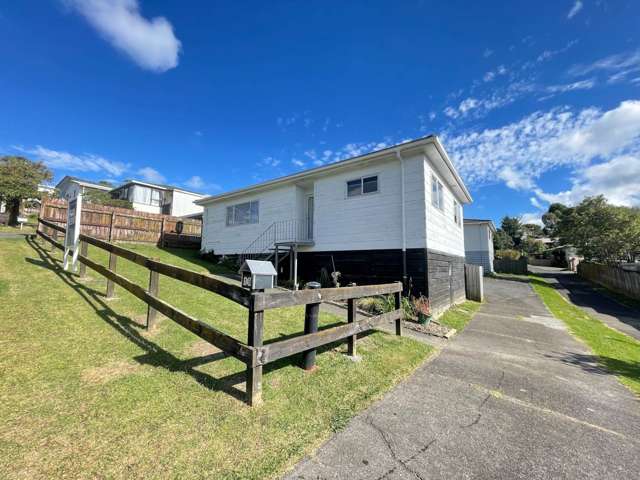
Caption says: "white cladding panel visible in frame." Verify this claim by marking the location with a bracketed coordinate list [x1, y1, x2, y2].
[201, 185, 298, 254]
[424, 161, 465, 257]
[172, 191, 204, 217]
[464, 223, 489, 251]
[131, 202, 162, 214]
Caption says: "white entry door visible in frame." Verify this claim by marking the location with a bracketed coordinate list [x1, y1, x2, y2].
[307, 196, 314, 240]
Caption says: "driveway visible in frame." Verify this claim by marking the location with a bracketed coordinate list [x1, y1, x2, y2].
[285, 276, 640, 479]
[529, 265, 640, 341]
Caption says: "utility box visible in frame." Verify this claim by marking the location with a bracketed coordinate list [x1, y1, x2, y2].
[239, 260, 277, 291]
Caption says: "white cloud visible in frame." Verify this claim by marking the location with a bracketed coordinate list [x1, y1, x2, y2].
[13, 145, 129, 176]
[567, 0, 583, 19]
[483, 48, 493, 58]
[291, 159, 305, 168]
[446, 100, 640, 188]
[184, 175, 204, 189]
[258, 156, 281, 168]
[530, 197, 543, 209]
[137, 166, 165, 183]
[483, 71, 496, 82]
[546, 78, 596, 94]
[66, 0, 181, 72]
[535, 155, 640, 207]
[498, 166, 534, 190]
[569, 49, 640, 78]
[520, 213, 544, 226]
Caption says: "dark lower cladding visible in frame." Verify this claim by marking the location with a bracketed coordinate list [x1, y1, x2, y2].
[297, 249, 427, 295]
[295, 248, 466, 311]
[426, 249, 466, 314]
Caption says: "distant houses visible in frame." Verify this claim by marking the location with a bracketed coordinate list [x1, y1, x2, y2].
[53, 176, 204, 217]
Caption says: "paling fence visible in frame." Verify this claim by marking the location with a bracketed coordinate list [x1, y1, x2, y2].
[39, 198, 201, 247]
[578, 262, 640, 301]
[36, 217, 404, 406]
[494, 257, 528, 275]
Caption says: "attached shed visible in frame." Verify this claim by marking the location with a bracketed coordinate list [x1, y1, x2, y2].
[463, 219, 496, 274]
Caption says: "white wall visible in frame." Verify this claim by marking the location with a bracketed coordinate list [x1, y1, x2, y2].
[201, 185, 298, 254]
[131, 202, 162, 214]
[464, 223, 490, 252]
[172, 191, 204, 217]
[424, 161, 465, 257]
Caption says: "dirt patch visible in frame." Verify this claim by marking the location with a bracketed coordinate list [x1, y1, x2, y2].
[81, 361, 143, 385]
[186, 340, 223, 357]
[403, 320, 456, 338]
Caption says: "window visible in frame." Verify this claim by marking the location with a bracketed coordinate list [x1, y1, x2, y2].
[431, 174, 444, 210]
[453, 200, 461, 226]
[346, 175, 378, 197]
[151, 189, 162, 207]
[226, 200, 259, 226]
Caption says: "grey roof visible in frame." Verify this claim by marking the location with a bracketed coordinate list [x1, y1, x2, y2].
[55, 176, 113, 190]
[238, 260, 277, 275]
[111, 179, 204, 196]
[464, 218, 497, 233]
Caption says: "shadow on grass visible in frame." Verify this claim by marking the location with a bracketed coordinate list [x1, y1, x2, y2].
[24, 236, 371, 403]
[545, 350, 640, 386]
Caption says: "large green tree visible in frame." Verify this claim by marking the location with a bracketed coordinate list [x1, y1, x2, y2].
[500, 216, 523, 246]
[493, 228, 515, 250]
[0, 156, 52, 225]
[557, 196, 640, 264]
[542, 203, 570, 237]
[522, 223, 544, 239]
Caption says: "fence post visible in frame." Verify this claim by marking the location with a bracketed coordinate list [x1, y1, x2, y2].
[394, 289, 403, 336]
[246, 298, 264, 407]
[347, 298, 357, 357]
[78, 241, 88, 278]
[108, 211, 116, 242]
[160, 218, 166, 247]
[146, 268, 160, 328]
[105, 252, 117, 299]
[302, 283, 321, 370]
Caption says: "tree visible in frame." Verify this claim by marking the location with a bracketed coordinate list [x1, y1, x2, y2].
[522, 223, 544, 239]
[521, 237, 546, 255]
[84, 187, 133, 209]
[0, 156, 52, 225]
[493, 229, 515, 250]
[542, 203, 570, 237]
[500, 216, 523, 246]
[556, 196, 640, 264]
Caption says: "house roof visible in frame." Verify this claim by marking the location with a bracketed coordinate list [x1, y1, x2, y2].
[464, 218, 497, 234]
[111, 179, 204, 197]
[196, 136, 473, 206]
[55, 176, 112, 191]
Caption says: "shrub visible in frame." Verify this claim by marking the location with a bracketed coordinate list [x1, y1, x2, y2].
[495, 249, 522, 260]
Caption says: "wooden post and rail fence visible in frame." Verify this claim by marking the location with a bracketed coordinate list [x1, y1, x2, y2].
[35, 217, 404, 406]
[39, 198, 202, 248]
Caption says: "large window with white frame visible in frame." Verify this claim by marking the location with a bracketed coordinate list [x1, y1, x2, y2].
[346, 175, 378, 197]
[431, 174, 444, 210]
[226, 200, 259, 226]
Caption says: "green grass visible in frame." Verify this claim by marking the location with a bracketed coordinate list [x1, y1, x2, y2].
[0, 224, 35, 234]
[0, 237, 431, 479]
[529, 275, 640, 396]
[437, 300, 482, 331]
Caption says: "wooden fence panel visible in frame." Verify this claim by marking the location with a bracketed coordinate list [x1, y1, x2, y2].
[40, 198, 201, 246]
[494, 257, 528, 275]
[465, 264, 484, 302]
[578, 262, 640, 301]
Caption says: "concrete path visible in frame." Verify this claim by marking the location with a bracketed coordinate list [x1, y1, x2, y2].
[286, 276, 640, 480]
[530, 265, 640, 341]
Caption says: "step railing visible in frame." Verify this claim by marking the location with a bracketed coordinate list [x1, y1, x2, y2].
[240, 218, 312, 263]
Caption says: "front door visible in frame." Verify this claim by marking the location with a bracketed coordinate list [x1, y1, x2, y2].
[307, 196, 314, 240]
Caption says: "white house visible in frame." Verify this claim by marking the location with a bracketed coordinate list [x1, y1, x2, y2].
[55, 176, 112, 200]
[463, 219, 496, 274]
[197, 136, 472, 314]
[110, 180, 204, 217]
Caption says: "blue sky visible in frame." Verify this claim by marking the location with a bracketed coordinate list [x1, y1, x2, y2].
[2, 0, 640, 226]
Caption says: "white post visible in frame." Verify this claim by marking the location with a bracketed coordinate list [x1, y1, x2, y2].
[63, 194, 83, 272]
[293, 245, 298, 290]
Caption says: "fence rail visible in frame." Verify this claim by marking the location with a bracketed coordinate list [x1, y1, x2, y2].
[35, 217, 403, 406]
[40, 198, 201, 247]
[494, 257, 528, 275]
[578, 262, 640, 301]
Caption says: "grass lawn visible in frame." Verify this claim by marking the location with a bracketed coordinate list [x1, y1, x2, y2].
[0, 236, 431, 479]
[0, 224, 35, 234]
[437, 300, 482, 331]
[529, 275, 640, 396]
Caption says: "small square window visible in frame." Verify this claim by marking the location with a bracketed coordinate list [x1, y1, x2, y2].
[362, 176, 378, 194]
[347, 175, 378, 197]
[347, 179, 362, 197]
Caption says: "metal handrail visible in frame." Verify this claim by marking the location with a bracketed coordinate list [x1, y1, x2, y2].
[240, 218, 313, 263]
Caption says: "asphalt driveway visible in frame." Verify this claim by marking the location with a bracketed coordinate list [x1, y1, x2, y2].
[285, 276, 640, 479]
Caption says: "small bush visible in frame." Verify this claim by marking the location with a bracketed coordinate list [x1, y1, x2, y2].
[495, 249, 522, 260]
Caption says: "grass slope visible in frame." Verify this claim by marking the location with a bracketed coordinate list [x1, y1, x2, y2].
[529, 275, 640, 396]
[0, 237, 431, 479]
[437, 300, 482, 331]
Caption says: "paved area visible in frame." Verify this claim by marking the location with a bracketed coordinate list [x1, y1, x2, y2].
[530, 265, 640, 341]
[286, 276, 640, 480]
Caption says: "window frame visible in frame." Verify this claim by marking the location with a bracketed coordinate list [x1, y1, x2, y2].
[431, 174, 444, 211]
[346, 174, 379, 198]
[453, 199, 462, 226]
[226, 200, 260, 227]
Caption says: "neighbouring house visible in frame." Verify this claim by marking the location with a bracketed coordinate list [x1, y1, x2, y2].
[110, 180, 204, 217]
[197, 136, 472, 314]
[55, 176, 112, 200]
[463, 219, 496, 274]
